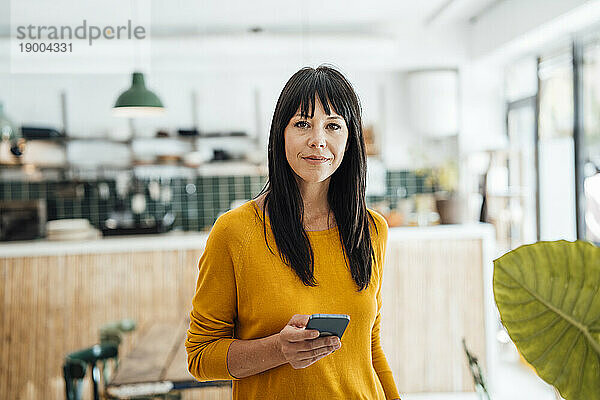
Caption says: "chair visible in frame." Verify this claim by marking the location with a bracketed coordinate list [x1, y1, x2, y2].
[63, 357, 87, 400]
[63, 342, 119, 400]
[63, 319, 135, 400]
[99, 319, 137, 344]
[98, 319, 137, 383]
[63, 319, 181, 400]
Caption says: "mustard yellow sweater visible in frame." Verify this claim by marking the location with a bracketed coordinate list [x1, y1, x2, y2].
[185, 200, 401, 399]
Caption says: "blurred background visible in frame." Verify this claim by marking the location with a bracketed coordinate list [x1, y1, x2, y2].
[0, 0, 599, 399]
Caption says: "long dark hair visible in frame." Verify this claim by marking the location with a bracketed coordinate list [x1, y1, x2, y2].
[257, 65, 376, 292]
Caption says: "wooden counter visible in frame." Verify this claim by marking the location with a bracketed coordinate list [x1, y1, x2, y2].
[0, 224, 496, 399]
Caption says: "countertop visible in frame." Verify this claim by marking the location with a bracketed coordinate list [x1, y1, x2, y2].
[0, 223, 495, 258]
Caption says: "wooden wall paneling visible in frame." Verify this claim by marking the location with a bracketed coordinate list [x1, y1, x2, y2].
[36, 255, 46, 400]
[146, 251, 158, 321]
[0, 258, 7, 399]
[9, 258, 17, 398]
[15, 256, 26, 399]
[380, 238, 486, 393]
[164, 251, 179, 320]
[0, 237, 487, 398]
[46, 253, 62, 400]
[22, 255, 36, 399]
[0, 248, 208, 399]
[180, 250, 202, 317]
[182, 386, 232, 400]
[4, 257, 16, 399]
[3, 257, 13, 399]
[51, 254, 63, 400]
[161, 251, 169, 319]
[8, 257, 16, 400]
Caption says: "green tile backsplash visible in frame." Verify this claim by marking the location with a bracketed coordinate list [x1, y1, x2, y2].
[0, 170, 434, 231]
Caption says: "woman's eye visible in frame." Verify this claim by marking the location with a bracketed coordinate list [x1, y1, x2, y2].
[327, 123, 341, 130]
[294, 121, 309, 128]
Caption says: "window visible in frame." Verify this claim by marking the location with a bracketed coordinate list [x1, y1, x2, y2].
[583, 39, 600, 244]
[537, 50, 577, 241]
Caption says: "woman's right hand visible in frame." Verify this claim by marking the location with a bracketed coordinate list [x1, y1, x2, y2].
[276, 314, 341, 369]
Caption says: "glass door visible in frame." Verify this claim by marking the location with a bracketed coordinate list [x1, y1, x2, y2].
[507, 98, 537, 248]
[583, 39, 600, 244]
[537, 50, 577, 241]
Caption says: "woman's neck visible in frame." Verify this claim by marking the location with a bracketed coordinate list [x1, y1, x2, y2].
[296, 178, 331, 220]
[256, 178, 335, 230]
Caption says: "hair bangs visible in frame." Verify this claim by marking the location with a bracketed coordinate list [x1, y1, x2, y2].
[284, 69, 353, 126]
[318, 73, 355, 128]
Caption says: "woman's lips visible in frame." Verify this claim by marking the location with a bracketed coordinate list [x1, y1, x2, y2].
[302, 156, 330, 165]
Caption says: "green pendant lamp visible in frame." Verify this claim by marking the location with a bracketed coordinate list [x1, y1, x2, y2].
[113, 72, 165, 117]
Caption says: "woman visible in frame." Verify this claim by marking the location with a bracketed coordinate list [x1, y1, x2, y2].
[186, 65, 401, 400]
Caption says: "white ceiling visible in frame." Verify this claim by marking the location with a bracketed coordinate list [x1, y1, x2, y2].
[148, 0, 499, 35]
[0, 0, 500, 37]
[0, 0, 507, 72]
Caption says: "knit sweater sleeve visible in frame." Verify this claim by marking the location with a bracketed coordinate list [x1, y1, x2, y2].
[370, 212, 401, 400]
[185, 214, 241, 382]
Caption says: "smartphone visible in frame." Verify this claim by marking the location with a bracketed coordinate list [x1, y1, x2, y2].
[305, 314, 350, 339]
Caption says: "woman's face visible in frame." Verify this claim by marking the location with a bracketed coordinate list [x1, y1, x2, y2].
[284, 97, 349, 185]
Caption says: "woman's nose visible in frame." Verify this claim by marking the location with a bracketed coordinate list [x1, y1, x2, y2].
[308, 128, 326, 148]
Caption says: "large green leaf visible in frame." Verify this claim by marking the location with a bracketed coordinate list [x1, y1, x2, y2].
[493, 240, 600, 399]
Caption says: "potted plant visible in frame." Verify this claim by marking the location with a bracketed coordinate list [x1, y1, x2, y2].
[431, 160, 465, 224]
[493, 240, 600, 399]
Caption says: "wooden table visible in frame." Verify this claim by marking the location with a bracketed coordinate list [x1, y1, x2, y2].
[106, 320, 231, 398]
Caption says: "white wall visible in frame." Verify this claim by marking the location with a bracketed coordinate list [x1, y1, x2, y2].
[0, 69, 288, 137]
[0, 4, 474, 171]
[458, 60, 505, 155]
[0, 68, 410, 164]
[1, 67, 472, 170]
[468, 0, 592, 59]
